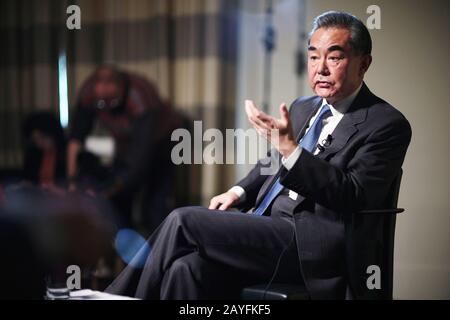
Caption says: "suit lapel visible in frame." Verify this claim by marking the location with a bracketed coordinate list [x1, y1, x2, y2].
[316, 111, 363, 159]
[317, 84, 370, 160]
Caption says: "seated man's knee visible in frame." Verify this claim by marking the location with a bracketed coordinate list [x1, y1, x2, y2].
[168, 206, 198, 220]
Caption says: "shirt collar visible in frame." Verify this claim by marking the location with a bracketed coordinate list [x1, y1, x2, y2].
[320, 83, 362, 116]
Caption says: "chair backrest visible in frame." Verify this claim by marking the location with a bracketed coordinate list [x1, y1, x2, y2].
[353, 169, 404, 299]
[345, 169, 404, 300]
[380, 169, 403, 299]
[384, 169, 403, 210]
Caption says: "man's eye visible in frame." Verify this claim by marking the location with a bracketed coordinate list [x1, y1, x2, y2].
[329, 56, 342, 61]
[309, 56, 319, 61]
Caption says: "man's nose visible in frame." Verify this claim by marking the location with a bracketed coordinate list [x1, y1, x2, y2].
[317, 58, 329, 75]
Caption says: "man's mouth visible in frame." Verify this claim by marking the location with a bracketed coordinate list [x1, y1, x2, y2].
[316, 81, 333, 88]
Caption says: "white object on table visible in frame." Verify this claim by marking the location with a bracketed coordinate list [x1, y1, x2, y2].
[69, 289, 138, 300]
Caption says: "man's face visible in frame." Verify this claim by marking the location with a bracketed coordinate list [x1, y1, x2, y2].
[307, 27, 371, 104]
[94, 68, 124, 108]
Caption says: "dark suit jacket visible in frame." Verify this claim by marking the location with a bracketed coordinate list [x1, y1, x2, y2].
[236, 83, 412, 299]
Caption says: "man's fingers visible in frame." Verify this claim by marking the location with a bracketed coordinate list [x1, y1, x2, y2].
[248, 117, 270, 133]
[256, 111, 273, 124]
[245, 100, 258, 118]
[218, 198, 234, 211]
[245, 100, 261, 122]
[248, 100, 270, 120]
[210, 194, 234, 210]
[246, 100, 271, 123]
[246, 103, 273, 131]
[245, 100, 259, 114]
[208, 197, 219, 210]
[252, 117, 272, 131]
[218, 202, 228, 211]
[279, 103, 289, 123]
[246, 99, 288, 143]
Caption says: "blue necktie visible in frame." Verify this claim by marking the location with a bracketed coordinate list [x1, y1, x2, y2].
[252, 105, 332, 216]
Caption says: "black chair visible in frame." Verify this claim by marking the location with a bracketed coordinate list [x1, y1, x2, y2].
[241, 170, 404, 300]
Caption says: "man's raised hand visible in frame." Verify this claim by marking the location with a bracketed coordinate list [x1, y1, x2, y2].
[245, 100, 298, 158]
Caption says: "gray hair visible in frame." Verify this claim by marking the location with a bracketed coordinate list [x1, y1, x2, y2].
[308, 11, 372, 56]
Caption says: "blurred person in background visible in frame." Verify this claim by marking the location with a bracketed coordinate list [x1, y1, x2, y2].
[22, 112, 67, 187]
[21, 111, 104, 195]
[67, 65, 181, 234]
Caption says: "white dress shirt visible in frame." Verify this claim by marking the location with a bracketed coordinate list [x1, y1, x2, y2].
[229, 84, 362, 202]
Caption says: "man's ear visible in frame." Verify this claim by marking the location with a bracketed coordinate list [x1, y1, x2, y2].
[359, 55, 372, 76]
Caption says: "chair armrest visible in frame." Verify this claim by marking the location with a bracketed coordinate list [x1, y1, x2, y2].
[358, 208, 404, 214]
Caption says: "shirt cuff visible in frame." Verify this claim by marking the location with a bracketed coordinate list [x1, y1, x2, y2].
[281, 146, 302, 170]
[228, 186, 246, 203]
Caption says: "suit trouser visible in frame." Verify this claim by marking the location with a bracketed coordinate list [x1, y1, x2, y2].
[106, 206, 303, 299]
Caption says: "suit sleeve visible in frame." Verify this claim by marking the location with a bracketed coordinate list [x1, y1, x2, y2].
[279, 114, 412, 213]
[234, 148, 279, 211]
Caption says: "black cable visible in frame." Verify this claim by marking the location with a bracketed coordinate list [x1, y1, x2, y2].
[262, 0, 275, 114]
[262, 223, 296, 299]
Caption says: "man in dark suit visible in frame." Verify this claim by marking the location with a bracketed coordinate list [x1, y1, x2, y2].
[106, 11, 411, 300]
